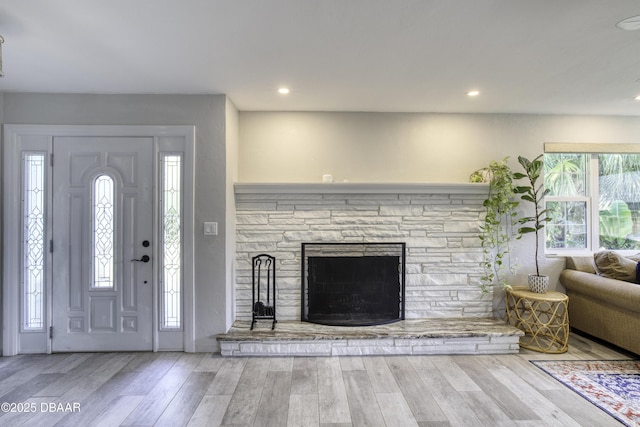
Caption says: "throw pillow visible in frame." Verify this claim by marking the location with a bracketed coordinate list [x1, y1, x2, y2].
[593, 251, 639, 283]
[627, 253, 640, 262]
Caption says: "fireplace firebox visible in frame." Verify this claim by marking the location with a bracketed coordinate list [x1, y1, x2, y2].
[301, 242, 405, 326]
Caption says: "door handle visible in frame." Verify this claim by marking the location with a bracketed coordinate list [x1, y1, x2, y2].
[131, 255, 150, 263]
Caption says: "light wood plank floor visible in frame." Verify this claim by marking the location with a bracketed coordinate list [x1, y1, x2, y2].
[0, 333, 634, 426]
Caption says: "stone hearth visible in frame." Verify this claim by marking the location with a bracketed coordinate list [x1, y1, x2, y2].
[217, 318, 523, 356]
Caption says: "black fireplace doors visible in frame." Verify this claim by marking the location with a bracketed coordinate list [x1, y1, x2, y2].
[301, 243, 405, 326]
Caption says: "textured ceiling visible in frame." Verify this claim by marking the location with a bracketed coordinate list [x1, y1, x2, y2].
[2, 0, 640, 115]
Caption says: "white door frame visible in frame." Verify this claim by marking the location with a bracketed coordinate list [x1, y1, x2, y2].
[2, 125, 196, 355]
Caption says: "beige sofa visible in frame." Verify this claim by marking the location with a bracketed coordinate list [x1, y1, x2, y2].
[559, 256, 640, 355]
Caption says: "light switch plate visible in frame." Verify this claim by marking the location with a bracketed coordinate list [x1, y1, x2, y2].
[204, 222, 218, 235]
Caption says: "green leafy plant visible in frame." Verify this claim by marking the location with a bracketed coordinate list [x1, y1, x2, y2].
[600, 200, 635, 249]
[472, 158, 520, 292]
[513, 155, 552, 276]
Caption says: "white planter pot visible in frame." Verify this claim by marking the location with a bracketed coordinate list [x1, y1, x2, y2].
[528, 274, 549, 293]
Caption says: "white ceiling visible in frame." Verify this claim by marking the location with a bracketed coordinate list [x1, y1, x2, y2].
[2, 0, 640, 115]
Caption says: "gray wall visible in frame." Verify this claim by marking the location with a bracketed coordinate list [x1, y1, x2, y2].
[2, 93, 232, 352]
[224, 98, 239, 330]
[239, 112, 640, 183]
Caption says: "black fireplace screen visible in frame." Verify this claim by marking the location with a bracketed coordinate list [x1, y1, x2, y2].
[301, 242, 405, 326]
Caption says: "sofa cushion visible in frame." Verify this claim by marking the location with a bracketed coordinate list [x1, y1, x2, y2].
[593, 251, 639, 283]
[565, 256, 596, 274]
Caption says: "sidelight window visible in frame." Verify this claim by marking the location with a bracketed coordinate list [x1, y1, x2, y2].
[23, 153, 46, 330]
[161, 155, 182, 329]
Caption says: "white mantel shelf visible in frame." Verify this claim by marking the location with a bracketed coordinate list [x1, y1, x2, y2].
[234, 182, 489, 195]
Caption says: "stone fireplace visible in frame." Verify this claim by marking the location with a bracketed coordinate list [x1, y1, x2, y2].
[301, 242, 406, 326]
[234, 182, 491, 322]
[222, 183, 526, 356]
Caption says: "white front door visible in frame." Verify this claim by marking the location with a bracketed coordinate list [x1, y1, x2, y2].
[51, 136, 154, 352]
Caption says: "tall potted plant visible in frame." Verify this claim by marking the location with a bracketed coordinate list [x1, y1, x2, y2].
[513, 155, 552, 293]
[471, 158, 520, 292]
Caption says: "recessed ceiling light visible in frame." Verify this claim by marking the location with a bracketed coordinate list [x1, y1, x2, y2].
[278, 87, 290, 95]
[467, 90, 480, 97]
[617, 15, 640, 30]
[635, 94, 640, 101]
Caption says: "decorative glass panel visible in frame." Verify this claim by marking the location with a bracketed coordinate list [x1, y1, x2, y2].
[23, 154, 46, 330]
[162, 155, 182, 328]
[93, 175, 114, 288]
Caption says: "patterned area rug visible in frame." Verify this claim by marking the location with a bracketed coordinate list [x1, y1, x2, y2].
[531, 360, 640, 426]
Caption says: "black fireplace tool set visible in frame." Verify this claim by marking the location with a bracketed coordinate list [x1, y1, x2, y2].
[251, 254, 277, 330]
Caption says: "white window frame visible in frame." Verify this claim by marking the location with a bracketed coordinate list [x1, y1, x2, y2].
[544, 143, 640, 256]
[544, 195, 592, 256]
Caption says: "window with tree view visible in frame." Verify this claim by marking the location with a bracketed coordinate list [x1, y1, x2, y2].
[544, 152, 640, 252]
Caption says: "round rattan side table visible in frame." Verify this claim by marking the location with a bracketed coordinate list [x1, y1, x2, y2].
[505, 286, 569, 353]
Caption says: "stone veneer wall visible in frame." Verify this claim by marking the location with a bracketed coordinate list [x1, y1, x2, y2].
[234, 187, 491, 321]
